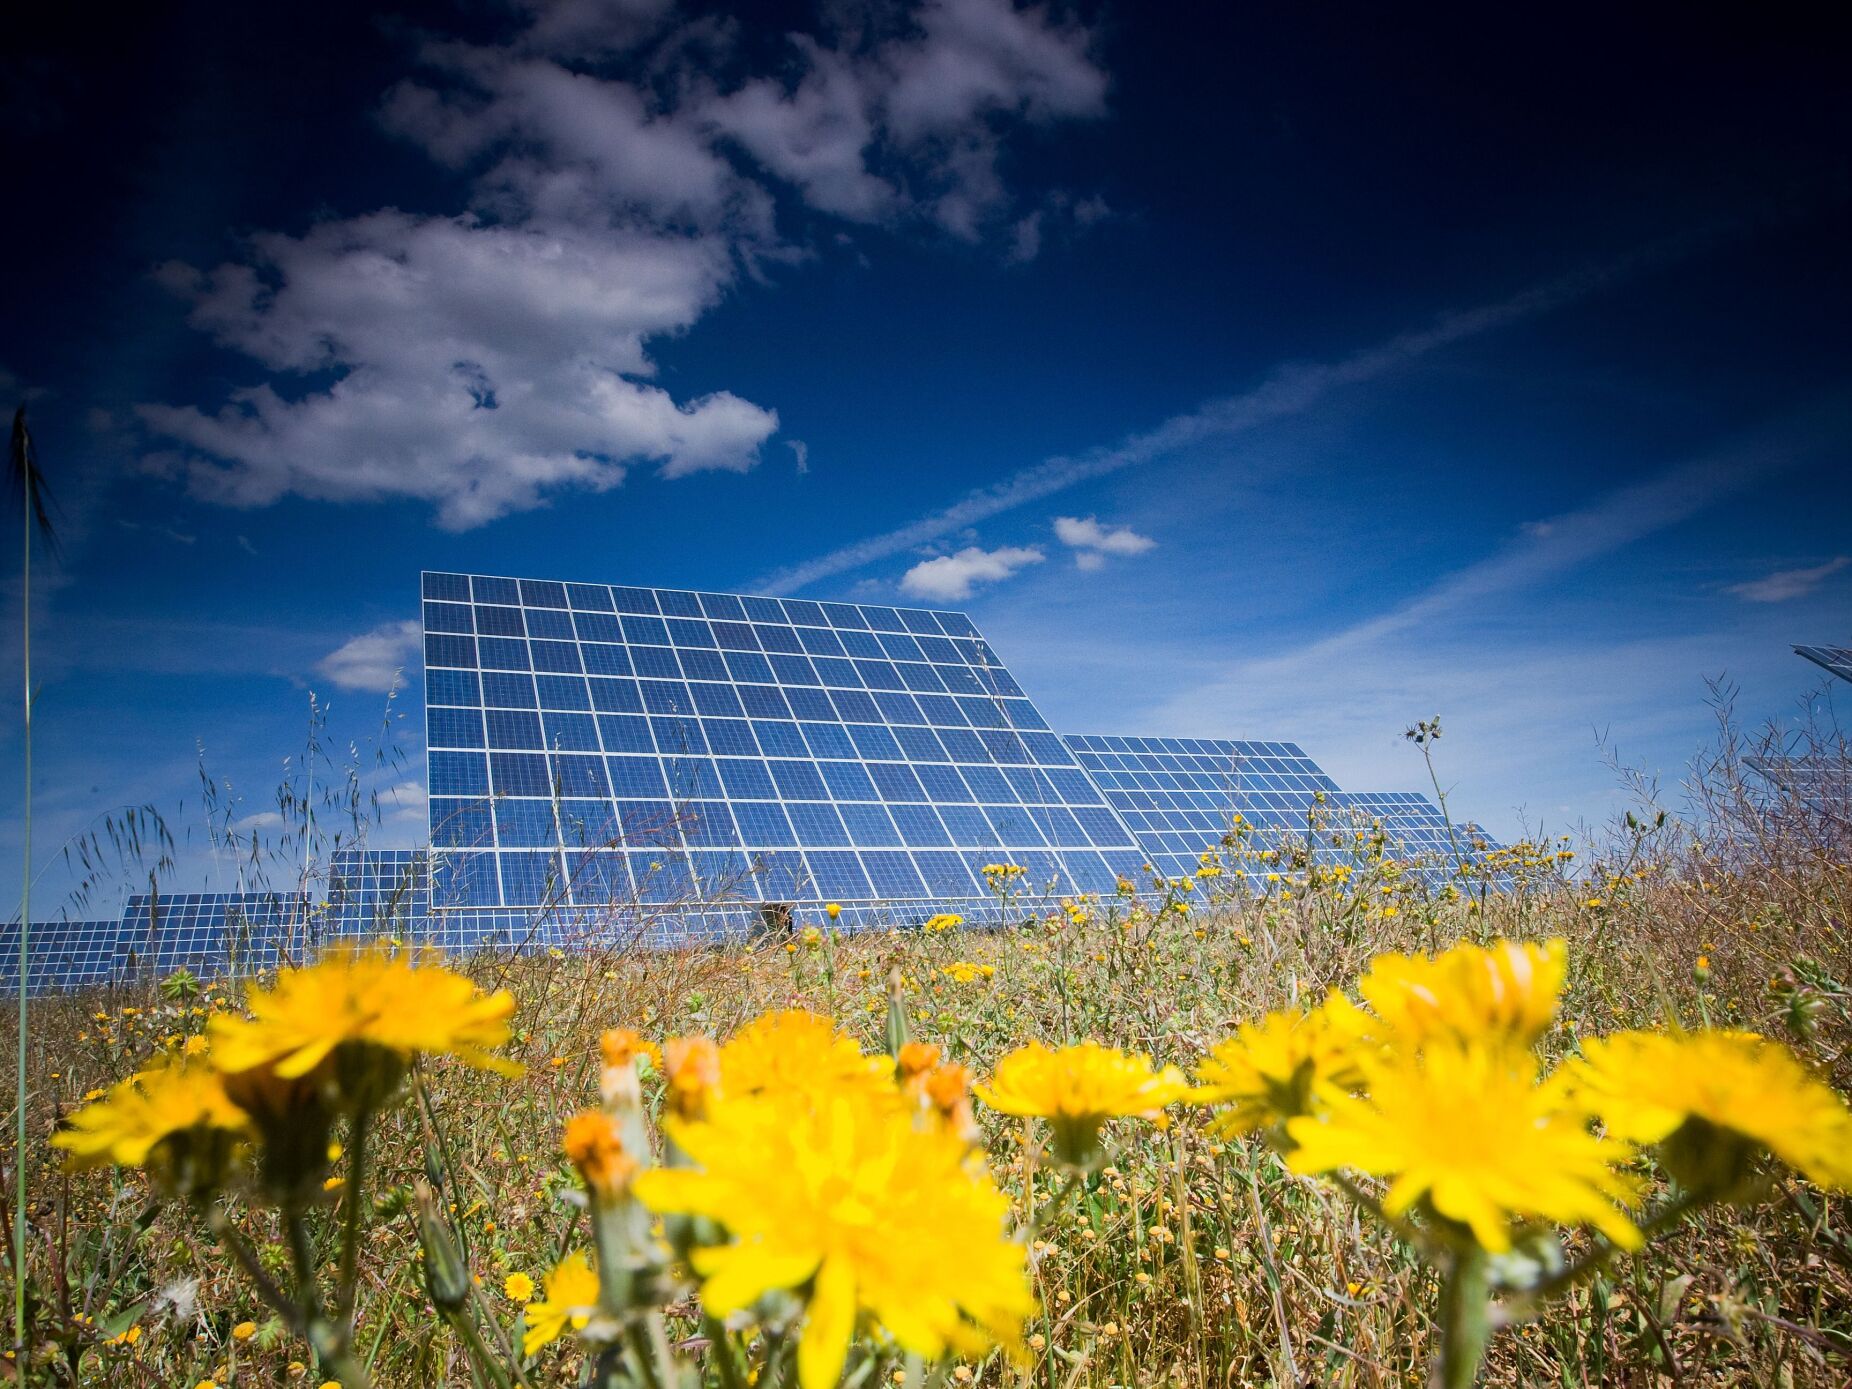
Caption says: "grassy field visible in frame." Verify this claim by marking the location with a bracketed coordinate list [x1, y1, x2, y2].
[6, 777, 1852, 1387]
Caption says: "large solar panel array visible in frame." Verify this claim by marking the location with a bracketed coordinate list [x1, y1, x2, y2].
[420, 573, 1148, 936]
[8, 575, 1527, 994]
[1795, 644, 1852, 686]
[1063, 735, 1498, 884]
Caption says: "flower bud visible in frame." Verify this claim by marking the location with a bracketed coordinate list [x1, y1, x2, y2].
[413, 1182, 470, 1313]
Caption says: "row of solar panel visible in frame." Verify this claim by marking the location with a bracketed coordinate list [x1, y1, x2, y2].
[425, 600, 1005, 667]
[435, 792, 1130, 846]
[428, 844, 1138, 909]
[432, 757, 1103, 806]
[421, 572, 985, 640]
[431, 702, 1065, 753]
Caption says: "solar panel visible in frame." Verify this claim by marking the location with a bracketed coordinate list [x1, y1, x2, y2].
[1062, 734, 1344, 881]
[327, 849, 432, 939]
[1063, 735, 1503, 886]
[1745, 756, 1852, 818]
[114, 891, 319, 981]
[421, 573, 1148, 936]
[1795, 644, 1852, 686]
[0, 919, 124, 994]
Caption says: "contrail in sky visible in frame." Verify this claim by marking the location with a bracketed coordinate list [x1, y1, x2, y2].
[752, 220, 1749, 596]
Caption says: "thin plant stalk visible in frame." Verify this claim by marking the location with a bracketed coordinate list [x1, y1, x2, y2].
[11, 404, 55, 1374]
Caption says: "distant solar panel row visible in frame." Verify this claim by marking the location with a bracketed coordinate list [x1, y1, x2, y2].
[1065, 735, 1500, 883]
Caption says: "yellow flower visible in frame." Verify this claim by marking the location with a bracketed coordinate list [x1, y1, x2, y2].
[1357, 938, 1566, 1048]
[801, 925, 824, 948]
[1191, 992, 1367, 1136]
[825, 902, 841, 919]
[208, 947, 519, 1094]
[923, 913, 964, 934]
[664, 1035, 723, 1121]
[503, 1271, 536, 1303]
[52, 1060, 248, 1182]
[522, 1251, 601, 1356]
[635, 1093, 1031, 1389]
[1286, 1042, 1640, 1253]
[562, 1110, 638, 1195]
[231, 1320, 257, 1341]
[1569, 1029, 1852, 1195]
[718, 1010, 893, 1108]
[942, 961, 994, 984]
[976, 1041, 1189, 1167]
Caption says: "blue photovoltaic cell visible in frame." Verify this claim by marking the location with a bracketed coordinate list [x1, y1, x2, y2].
[421, 573, 1148, 930]
[1795, 644, 1852, 686]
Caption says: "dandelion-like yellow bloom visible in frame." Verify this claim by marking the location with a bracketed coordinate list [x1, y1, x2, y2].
[1358, 938, 1566, 1048]
[208, 947, 519, 1087]
[976, 1041, 1188, 1167]
[943, 961, 995, 984]
[563, 1110, 639, 1196]
[717, 1010, 893, 1107]
[1191, 992, 1367, 1136]
[53, 1060, 248, 1175]
[503, 1271, 535, 1303]
[635, 1093, 1031, 1389]
[1569, 1029, 1852, 1194]
[1286, 1042, 1640, 1253]
[522, 1251, 601, 1356]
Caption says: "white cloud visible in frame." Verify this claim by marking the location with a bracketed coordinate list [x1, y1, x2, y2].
[317, 620, 422, 693]
[1053, 514, 1155, 569]
[139, 214, 776, 529]
[1727, 555, 1849, 603]
[137, 0, 1109, 528]
[900, 544, 1045, 600]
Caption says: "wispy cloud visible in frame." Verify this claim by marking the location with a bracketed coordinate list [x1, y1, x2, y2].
[1133, 399, 1849, 827]
[1727, 555, 1849, 603]
[900, 544, 1045, 600]
[753, 225, 1744, 595]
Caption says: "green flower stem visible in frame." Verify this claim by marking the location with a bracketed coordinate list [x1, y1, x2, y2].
[1244, 1156, 1300, 1387]
[703, 1314, 748, 1389]
[336, 1104, 374, 1323]
[445, 1305, 516, 1389]
[205, 1202, 303, 1335]
[1433, 1246, 1493, 1389]
[1027, 1171, 1085, 1239]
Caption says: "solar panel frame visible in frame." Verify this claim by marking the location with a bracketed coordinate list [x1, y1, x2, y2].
[1795, 644, 1852, 686]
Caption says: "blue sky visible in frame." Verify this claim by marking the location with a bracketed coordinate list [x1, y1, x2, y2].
[5, 0, 1850, 914]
